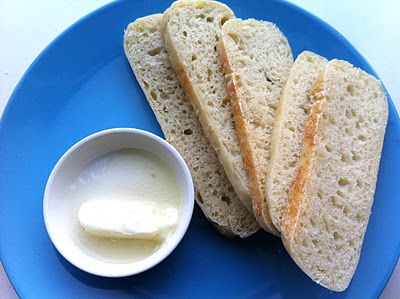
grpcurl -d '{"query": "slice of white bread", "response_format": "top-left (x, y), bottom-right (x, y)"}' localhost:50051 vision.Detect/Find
top-left (219, 18), bottom-right (293, 233)
top-left (281, 60), bottom-right (388, 291)
top-left (160, 1), bottom-right (257, 220)
top-left (266, 51), bottom-right (327, 232)
top-left (124, 14), bottom-right (259, 238)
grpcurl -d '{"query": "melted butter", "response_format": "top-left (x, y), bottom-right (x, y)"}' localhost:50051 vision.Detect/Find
top-left (67, 149), bottom-right (181, 263)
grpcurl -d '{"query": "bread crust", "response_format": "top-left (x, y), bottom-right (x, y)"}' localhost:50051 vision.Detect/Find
top-left (281, 72), bottom-right (325, 239)
top-left (219, 35), bottom-right (279, 235)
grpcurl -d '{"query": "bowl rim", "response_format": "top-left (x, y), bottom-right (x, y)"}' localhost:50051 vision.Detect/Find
top-left (43, 127), bottom-right (195, 277)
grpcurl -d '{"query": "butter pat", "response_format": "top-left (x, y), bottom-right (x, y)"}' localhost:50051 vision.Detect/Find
top-left (78, 199), bottom-right (178, 240)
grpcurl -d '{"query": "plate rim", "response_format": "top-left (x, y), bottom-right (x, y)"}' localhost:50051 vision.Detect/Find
top-left (1, 0), bottom-right (399, 297)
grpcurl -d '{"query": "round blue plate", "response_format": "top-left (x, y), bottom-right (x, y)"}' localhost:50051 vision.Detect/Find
top-left (1, 0), bottom-right (400, 298)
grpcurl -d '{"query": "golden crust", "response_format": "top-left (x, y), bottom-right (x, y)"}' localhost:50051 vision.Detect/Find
top-left (281, 72), bottom-right (325, 245)
top-left (219, 34), bottom-right (279, 235)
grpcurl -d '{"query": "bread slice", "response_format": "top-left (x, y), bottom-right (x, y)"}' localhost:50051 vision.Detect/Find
top-left (124, 14), bottom-right (259, 238)
top-left (160, 1), bottom-right (257, 220)
top-left (281, 60), bottom-right (388, 291)
top-left (266, 51), bottom-right (327, 232)
top-left (219, 18), bottom-right (293, 233)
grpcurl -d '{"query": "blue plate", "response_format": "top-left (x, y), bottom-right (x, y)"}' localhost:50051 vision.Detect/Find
top-left (1, 0), bottom-right (399, 298)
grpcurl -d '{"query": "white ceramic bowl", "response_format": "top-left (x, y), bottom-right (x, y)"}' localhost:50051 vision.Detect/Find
top-left (43, 128), bottom-right (194, 277)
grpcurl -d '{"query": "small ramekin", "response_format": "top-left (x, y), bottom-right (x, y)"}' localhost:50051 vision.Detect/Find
top-left (43, 128), bottom-right (194, 277)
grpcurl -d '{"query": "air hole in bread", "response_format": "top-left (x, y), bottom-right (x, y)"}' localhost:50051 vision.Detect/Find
top-left (343, 206), bottom-right (350, 216)
top-left (221, 97), bottom-right (230, 108)
top-left (358, 134), bottom-right (367, 141)
top-left (335, 244), bottom-right (343, 251)
top-left (331, 196), bottom-right (342, 209)
top-left (338, 178), bottom-right (350, 186)
top-left (312, 239), bottom-right (318, 246)
top-left (268, 103), bottom-right (276, 110)
top-left (232, 58), bottom-right (244, 67)
top-left (356, 179), bottom-right (363, 188)
top-left (351, 109), bottom-right (357, 117)
top-left (317, 191), bottom-right (323, 199)
top-left (264, 73), bottom-right (273, 83)
top-left (325, 145), bottom-right (333, 153)
top-left (300, 103), bottom-right (311, 114)
top-left (207, 100), bottom-right (215, 107)
top-left (351, 151), bottom-right (360, 161)
top-left (142, 80), bottom-right (149, 89)
top-left (250, 119), bottom-right (262, 128)
top-left (147, 47), bottom-right (163, 56)
top-left (288, 126), bottom-right (295, 132)
top-left (345, 109), bottom-right (352, 119)
top-left (310, 218), bottom-right (316, 227)
top-left (160, 92), bottom-right (167, 99)
top-left (196, 191), bottom-right (204, 204)
top-left (183, 31), bottom-right (187, 37)
top-left (333, 231), bottom-right (342, 241)
top-left (228, 32), bottom-right (239, 44)
top-left (150, 90), bottom-right (157, 100)
top-left (207, 68), bottom-right (212, 78)
top-left (197, 13), bottom-right (205, 19)
top-left (336, 190), bottom-right (344, 198)
top-left (345, 127), bottom-right (351, 135)
top-left (192, 54), bottom-right (197, 61)
top-left (220, 16), bottom-right (229, 25)
top-left (184, 128), bottom-right (193, 135)
top-left (221, 195), bottom-right (231, 204)
top-left (347, 84), bottom-right (355, 96)
top-left (341, 153), bottom-right (350, 163)
top-left (207, 17), bottom-right (214, 22)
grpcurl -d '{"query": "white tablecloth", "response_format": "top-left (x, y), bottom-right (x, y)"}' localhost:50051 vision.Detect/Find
top-left (1, 0), bottom-right (399, 298)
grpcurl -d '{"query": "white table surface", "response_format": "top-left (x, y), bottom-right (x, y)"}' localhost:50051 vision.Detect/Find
top-left (1, 0), bottom-right (399, 298)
